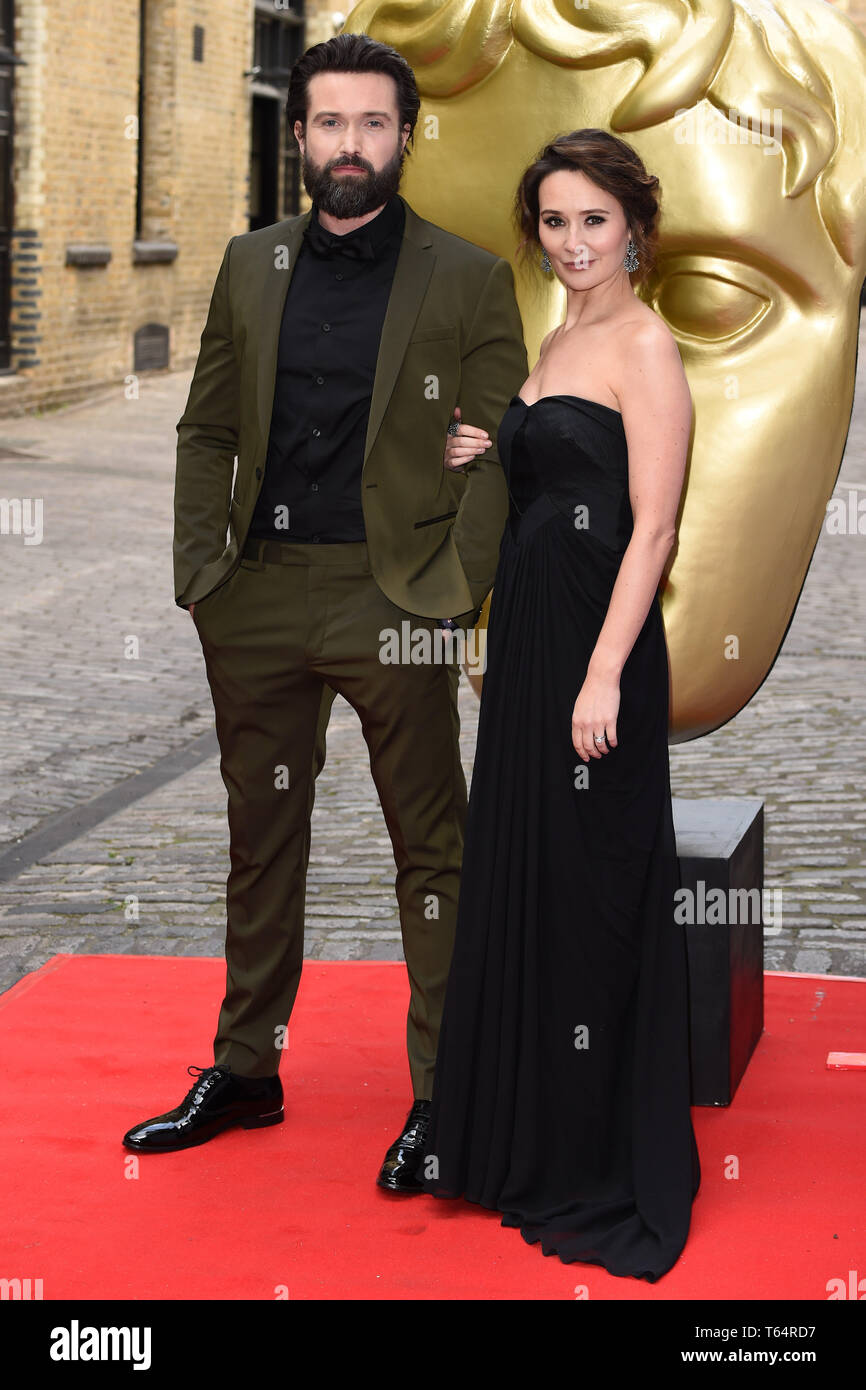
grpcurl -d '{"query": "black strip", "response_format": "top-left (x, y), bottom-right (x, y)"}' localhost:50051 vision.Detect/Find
top-left (0, 728), bottom-right (219, 883)
top-left (413, 510), bottom-right (458, 529)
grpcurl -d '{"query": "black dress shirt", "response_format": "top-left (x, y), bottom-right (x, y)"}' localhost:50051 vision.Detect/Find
top-left (248, 193), bottom-right (406, 543)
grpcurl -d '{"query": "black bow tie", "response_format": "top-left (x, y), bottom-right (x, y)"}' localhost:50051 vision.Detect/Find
top-left (304, 217), bottom-right (376, 262)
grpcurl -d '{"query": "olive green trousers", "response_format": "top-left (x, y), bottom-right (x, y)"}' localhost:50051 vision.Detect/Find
top-left (191, 537), bottom-right (467, 1099)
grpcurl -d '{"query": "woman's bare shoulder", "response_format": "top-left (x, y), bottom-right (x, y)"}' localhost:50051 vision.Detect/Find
top-left (613, 299), bottom-right (677, 352)
top-left (612, 306), bottom-right (692, 428)
top-left (611, 307), bottom-right (687, 398)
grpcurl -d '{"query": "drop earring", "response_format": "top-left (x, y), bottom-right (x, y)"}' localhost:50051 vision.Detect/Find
top-left (624, 239), bottom-right (639, 272)
top-left (540, 250), bottom-right (551, 273)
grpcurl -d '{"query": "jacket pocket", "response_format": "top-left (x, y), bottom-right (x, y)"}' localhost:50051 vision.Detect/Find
top-left (408, 325), bottom-right (457, 344)
top-left (413, 509), bottom-right (459, 529)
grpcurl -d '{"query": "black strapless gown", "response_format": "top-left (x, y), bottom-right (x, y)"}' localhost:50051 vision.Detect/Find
top-left (421, 394), bottom-right (700, 1282)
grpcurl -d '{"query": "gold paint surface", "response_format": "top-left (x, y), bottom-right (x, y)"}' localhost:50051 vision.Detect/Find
top-left (348, 0), bottom-right (866, 738)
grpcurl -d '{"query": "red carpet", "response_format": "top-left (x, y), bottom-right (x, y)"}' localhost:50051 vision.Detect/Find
top-left (0, 955), bottom-right (862, 1300)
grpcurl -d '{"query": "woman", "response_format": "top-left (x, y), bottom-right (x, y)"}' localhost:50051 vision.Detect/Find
top-left (421, 129), bottom-right (700, 1282)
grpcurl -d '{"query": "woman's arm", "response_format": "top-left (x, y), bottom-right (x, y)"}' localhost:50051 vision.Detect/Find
top-left (573, 320), bottom-right (691, 760)
top-left (443, 325), bottom-right (559, 470)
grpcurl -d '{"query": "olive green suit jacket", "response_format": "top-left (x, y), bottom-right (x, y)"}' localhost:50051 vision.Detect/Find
top-left (174, 195), bottom-right (529, 620)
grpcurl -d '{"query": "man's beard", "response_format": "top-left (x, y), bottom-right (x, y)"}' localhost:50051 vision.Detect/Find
top-left (301, 144), bottom-right (404, 219)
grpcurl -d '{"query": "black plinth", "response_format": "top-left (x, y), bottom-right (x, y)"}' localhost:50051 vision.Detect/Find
top-left (672, 797), bottom-right (765, 1107)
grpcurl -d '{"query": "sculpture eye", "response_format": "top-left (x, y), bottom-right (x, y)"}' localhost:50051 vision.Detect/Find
top-left (648, 260), bottom-right (772, 344)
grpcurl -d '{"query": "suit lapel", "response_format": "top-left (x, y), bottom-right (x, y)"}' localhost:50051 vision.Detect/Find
top-left (363, 198), bottom-right (434, 463)
top-left (254, 196), bottom-right (435, 464)
top-left (255, 211), bottom-right (311, 444)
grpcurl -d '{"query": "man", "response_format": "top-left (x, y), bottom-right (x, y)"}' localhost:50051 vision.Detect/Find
top-left (122, 32), bottom-right (528, 1191)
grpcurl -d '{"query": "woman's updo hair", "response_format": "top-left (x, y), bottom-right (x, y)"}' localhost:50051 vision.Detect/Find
top-left (514, 129), bottom-right (660, 285)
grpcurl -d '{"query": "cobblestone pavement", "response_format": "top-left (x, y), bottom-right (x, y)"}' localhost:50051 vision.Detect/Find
top-left (0, 324), bottom-right (864, 994)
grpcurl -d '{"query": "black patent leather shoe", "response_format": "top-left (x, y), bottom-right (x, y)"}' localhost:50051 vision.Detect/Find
top-left (376, 1099), bottom-right (431, 1193)
top-left (122, 1063), bottom-right (283, 1153)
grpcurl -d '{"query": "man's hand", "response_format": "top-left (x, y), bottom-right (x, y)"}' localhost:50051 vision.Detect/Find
top-left (188, 603), bottom-right (195, 618)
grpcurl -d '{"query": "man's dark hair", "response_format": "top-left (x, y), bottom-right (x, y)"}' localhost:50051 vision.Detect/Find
top-left (287, 33), bottom-right (421, 150)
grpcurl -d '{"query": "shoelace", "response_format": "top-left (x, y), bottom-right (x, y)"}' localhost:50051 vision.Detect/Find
top-left (400, 1102), bottom-right (431, 1143)
top-left (180, 1063), bottom-right (230, 1112)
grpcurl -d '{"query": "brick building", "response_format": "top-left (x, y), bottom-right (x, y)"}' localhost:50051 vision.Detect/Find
top-left (0, 0), bottom-right (340, 416)
top-left (0, 0), bottom-right (863, 416)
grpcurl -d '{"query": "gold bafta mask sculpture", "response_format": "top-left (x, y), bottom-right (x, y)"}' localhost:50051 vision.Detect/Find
top-left (348, 0), bottom-right (866, 740)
